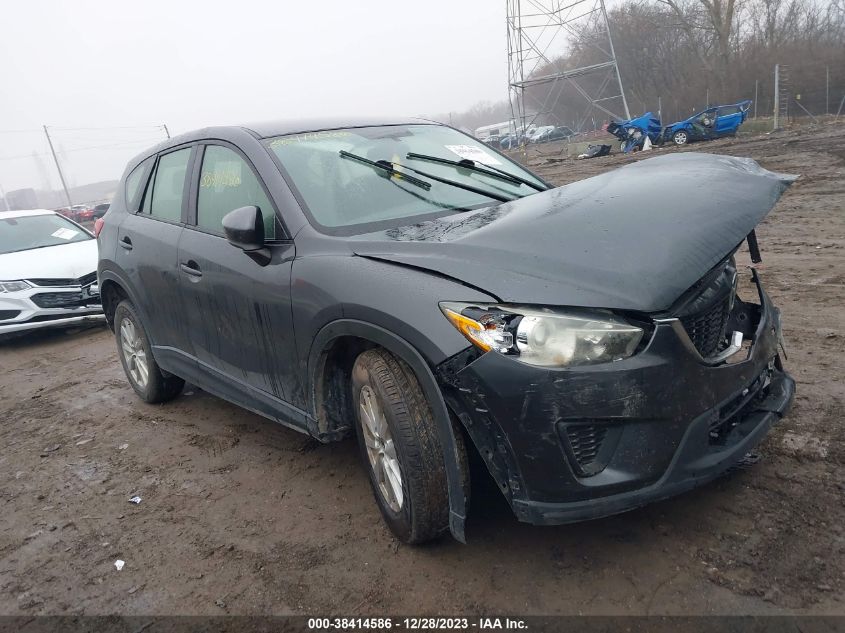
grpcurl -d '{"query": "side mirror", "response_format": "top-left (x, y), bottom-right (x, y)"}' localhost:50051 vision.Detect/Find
top-left (222, 205), bottom-right (264, 251)
top-left (222, 205), bottom-right (271, 266)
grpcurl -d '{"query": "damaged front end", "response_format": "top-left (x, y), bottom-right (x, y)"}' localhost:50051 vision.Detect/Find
top-left (436, 256), bottom-right (794, 525)
top-left (352, 152), bottom-right (796, 526)
top-left (607, 112), bottom-right (662, 152)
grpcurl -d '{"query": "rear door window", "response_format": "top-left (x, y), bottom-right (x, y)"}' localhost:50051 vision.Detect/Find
top-left (148, 148), bottom-right (191, 222)
top-left (196, 145), bottom-right (276, 238)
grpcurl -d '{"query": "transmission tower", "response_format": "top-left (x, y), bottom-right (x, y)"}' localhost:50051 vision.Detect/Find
top-left (506, 0), bottom-right (631, 135)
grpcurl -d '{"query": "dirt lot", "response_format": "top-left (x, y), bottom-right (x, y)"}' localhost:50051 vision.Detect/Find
top-left (1, 123), bottom-right (843, 616)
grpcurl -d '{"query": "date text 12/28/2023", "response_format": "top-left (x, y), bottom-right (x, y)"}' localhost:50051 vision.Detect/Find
top-left (307, 617), bottom-right (528, 630)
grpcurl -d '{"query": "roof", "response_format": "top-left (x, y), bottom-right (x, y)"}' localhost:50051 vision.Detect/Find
top-left (239, 116), bottom-right (433, 138)
top-left (0, 209), bottom-right (55, 219)
top-left (124, 116), bottom-right (442, 174)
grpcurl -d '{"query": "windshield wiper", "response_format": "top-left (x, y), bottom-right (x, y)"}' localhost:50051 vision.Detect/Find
top-left (341, 149), bottom-right (514, 203)
top-left (386, 161), bottom-right (516, 203)
top-left (406, 152), bottom-right (548, 192)
top-left (339, 150), bottom-right (431, 191)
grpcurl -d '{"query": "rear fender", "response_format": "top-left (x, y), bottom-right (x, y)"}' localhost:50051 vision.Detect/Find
top-left (98, 267), bottom-right (148, 332)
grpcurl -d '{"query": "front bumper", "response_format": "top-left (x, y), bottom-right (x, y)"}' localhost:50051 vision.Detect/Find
top-left (0, 283), bottom-right (103, 334)
top-left (436, 270), bottom-right (794, 525)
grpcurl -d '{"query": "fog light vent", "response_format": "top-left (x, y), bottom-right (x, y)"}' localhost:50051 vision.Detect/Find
top-left (0, 310), bottom-right (21, 321)
top-left (557, 421), bottom-right (622, 477)
top-left (566, 424), bottom-right (608, 467)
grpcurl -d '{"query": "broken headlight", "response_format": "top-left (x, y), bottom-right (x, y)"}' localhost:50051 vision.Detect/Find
top-left (440, 302), bottom-right (643, 368)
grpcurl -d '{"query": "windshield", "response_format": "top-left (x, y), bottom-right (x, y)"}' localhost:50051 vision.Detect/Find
top-left (0, 213), bottom-right (92, 255)
top-left (265, 124), bottom-right (546, 234)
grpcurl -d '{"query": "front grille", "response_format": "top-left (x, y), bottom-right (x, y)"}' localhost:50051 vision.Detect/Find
top-left (28, 272), bottom-right (97, 287)
top-left (0, 310), bottom-right (21, 321)
top-left (565, 424), bottom-right (608, 470)
top-left (680, 295), bottom-right (731, 358)
top-left (31, 292), bottom-right (85, 309)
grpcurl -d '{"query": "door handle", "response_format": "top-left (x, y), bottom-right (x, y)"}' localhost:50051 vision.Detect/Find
top-left (119, 236), bottom-right (133, 251)
top-left (180, 261), bottom-right (202, 278)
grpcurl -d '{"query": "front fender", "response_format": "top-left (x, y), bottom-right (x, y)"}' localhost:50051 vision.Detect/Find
top-left (308, 319), bottom-right (470, 543)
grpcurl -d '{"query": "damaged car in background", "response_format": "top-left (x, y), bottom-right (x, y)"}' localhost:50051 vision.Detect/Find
top-left (664, 100), bottom-right (753, 146)
top-left (98, 119), bottom-right (795, 543)
top-left (607, 111), bottom-right (662, 152)
top-left (1, 209), bottom-right (103, 338)
top-left (608, 100), bottom-right (752, 151)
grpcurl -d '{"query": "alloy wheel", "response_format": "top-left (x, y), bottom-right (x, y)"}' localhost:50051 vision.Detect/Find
top-left (359, 384), bottom-right (404, 512)
top-left (120, 317), bottom-right (149, 389)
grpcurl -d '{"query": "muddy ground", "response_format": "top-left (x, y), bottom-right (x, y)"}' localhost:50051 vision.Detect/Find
top-left (1, 123), bottom-right (843, 616)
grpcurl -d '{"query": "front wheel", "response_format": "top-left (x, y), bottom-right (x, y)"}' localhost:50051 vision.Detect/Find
top-left (114, 300), bottom-right (184, 404)
top-left (672, 130), bottom-right (689, 146)
top-left (351, 348), bottom-right (466, 544)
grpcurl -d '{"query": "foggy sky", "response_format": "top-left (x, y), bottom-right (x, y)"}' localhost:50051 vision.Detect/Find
top-left (0, 1), bottom-right (508, 195)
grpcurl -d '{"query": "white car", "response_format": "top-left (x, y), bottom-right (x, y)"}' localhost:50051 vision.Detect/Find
top-left (0, 209), bottom-right (104, 335)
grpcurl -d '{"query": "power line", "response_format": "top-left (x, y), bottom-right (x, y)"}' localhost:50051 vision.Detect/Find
top-left (48, 125), bottom-right (169, 132)
top-left (0, 125), bottom-right (166, 135)
top-left (0, 137), bottom-right (165, 161)
top-left (0, 151), bottom-right (52, 162)
top-left (62, 138), bottom-right (166, 153)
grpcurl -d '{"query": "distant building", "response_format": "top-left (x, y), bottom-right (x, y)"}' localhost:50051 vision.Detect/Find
top-left (6, 188), bottom-right (39, 210)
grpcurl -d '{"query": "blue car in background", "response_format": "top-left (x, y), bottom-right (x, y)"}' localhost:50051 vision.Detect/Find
top-left (664, 100), bottom-right (752, 146)
top-left (607, 112), bottom-right (662, 153)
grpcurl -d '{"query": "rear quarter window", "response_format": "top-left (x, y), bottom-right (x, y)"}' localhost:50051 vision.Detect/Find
top-left (125, 157), bottom-right (154, 212)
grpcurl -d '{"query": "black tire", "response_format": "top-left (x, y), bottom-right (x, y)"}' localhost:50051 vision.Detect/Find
top-left (672, 130), bottom-right (689, 146)
top-left (351, 348), bottom-right (468, 544)
top-left (114, 299), bottom-right (184, 404)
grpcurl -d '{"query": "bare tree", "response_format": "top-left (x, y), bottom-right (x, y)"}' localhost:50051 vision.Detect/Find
top-left (448, 0), bottom-right (844, 131)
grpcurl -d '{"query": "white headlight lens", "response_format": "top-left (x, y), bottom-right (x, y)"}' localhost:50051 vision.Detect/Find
top-left (441, 302), bottom-right (644, 368)
top-left (0, 280), bottom-right (32, 293)
top-left (515, 309), bottom-right (643, 367)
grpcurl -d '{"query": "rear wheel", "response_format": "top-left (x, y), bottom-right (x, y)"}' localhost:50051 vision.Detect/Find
top-left (114, 300), bottom-right (184, 404)
top-left (351, 348), bottom-right (466, 544)
top-left (672, 130), bottom-right (689, 146)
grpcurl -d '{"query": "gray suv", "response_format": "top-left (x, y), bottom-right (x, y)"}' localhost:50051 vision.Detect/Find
top-left (98, 118), bottom-right (795, 543)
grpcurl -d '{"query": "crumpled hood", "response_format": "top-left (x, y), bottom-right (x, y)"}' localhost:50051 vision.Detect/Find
top-left (0, 239), bottom-right (98, 281)
top-left (350, 153), bottom-right (797, 312)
